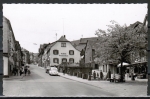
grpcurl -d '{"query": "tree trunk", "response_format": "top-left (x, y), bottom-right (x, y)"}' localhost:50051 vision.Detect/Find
top-left (120, 61), bottom-right (124, 82)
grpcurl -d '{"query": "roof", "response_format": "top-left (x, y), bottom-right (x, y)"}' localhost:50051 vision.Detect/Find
top-left (129, 21), bottom-right (143, 29)
top-left (46, 41), bottom-right (57, 54)
top-left (71, 37), bottom-right (99, 45)
top-left (75, 43), bottom-right (86, 51)
top-left (71, 40), bottom-right (80, 46)
top-left (57, 35), bottom-right (69, 42)
top-left (80, 37), bottom-right (99, 44)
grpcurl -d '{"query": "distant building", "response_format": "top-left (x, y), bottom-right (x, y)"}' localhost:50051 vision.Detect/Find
top-left (15, 41), bottom-right (23, 67)
top-left (33, 53), bottom-right (38, 64)
top-left (38, 44), bottom-right (48, 67)
top-left (21, 48), bottom-right (30, 65)
top-left (29, 52), bottom-right (34, 64)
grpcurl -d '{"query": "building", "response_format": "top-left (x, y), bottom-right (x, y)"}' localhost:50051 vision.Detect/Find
top-left (29, 52), bottom-right (34, 64)
top-left (21, 48), bottom-right (30, 65)
top-left (38, 44), bottom-right (48, 67)
top-left (3, 16), bottom-right (22, 77)
top-left (74, 37), bottom-right (99, 68)
top-left (15, 41), bottom-right (23, 67)
top-left (33, 53), bottom-right (38, 65)
top-left (126, 14), bottom-right (148, 78)
top-left (44, 35), bottom-right (80, 68)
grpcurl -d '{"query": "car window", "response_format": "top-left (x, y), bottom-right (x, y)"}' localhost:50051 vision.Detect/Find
top-left (51, 67), bottom-right (57, 70)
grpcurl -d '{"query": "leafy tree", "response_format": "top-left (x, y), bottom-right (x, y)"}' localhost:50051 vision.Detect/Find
top-left (95, 20), bottom-right (147, 82)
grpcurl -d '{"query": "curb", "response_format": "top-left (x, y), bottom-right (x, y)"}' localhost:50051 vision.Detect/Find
top-left (59, 74), bottom-right (104, 89)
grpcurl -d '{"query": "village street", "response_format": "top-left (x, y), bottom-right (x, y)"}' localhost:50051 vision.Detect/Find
top-left (3, 64), bottom-right (116, 97)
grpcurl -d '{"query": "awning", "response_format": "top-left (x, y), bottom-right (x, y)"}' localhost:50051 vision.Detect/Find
top-left (117, 62), bottom-right (130, 67)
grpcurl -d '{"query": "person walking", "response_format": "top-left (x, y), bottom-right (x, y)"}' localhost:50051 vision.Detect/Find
top-left (108, 69), bottom-right (111, 81)
top-left (100, 70), bottom-right (103, 80)
top-left (63, 68), bottom-right (65, 75)
top-left (16, 67), bottom-right (18, 76)
top-left (19, 68), bottom-right (21, 76)
top-left (24, 66), bottom-right (28, 76)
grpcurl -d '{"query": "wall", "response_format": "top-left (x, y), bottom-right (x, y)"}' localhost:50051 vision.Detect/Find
top-left (3, 56), bottom-right (8, 76)
top-left (85, 42), bottom-right (92, 64)
top-left (50, 42), bottom-right (80, 66)
top-left (3, 17), bottom-right (9, 53)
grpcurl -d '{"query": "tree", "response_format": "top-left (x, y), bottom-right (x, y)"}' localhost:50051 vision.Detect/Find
top-left (95, 20), bottom-right (143, 82)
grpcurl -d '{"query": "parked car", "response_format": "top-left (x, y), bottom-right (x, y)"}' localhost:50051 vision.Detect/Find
top-left (48, 67), bottom-right (59, 76)
top-left (45, 66), bottom-right (51, 73)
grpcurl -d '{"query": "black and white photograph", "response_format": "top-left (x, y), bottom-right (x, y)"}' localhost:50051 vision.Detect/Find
top-left (2, 4), bottom-right (148, 97)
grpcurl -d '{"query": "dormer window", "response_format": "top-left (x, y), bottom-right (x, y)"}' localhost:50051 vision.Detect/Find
top-left (61, 43), bottom-right (66, 47)
top-left (53, 50), bottom-right (59, 55)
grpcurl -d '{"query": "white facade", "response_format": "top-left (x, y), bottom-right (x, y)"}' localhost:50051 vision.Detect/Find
top-left (49, 42), bottom-right (80, 66)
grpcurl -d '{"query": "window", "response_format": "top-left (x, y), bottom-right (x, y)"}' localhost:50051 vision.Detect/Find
top-left (62, 58), bottom-right (67, 63)
top-left (69, 58), bottom-right (74, 63)
top-left (69, 50), bottom-right (74, 55)
top-left (53, 50), bottom-right (59, 55)
top-left (53, 58), bottom-right (59, 63)
top-left (61, 43), bottom-right (66, 47)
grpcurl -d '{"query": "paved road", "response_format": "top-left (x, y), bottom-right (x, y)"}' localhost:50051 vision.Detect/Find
top-left (3, 64), bottom-right (117, 97)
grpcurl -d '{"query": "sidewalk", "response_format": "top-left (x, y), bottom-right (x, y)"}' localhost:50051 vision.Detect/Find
top-left (3, 75), bottom-right (24, 80)
top-left (58, 72), bottom-right (148, 97)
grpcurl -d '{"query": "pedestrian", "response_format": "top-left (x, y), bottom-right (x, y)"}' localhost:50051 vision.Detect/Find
top-left (24, 66), bottom-right (28, 76)
top-left (20, 68), bottom-right (22, 76)
top-left (97, 72), bottom-right (99, 80)
top-left (12, 67), bottom-right (16, 76)
top-left (16, 67), bottom-right (18, 76)
top-left (63, 68), bottom-right (65, 75)
top-left (93, 71), bottom-right (96, 80)
top-left (100, 70), bottom-right (103, 80)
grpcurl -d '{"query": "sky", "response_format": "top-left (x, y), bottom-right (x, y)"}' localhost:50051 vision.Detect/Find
top-left (3, 4), bottom-right (147, 53)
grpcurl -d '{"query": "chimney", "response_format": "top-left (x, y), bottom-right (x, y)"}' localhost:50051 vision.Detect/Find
top-left (64, 35), bottom-right (66, 38)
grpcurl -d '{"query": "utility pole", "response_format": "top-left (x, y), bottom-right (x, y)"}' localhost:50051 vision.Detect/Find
top-left (52, 30), bottom-right (59, 41)
top-left (56, 33), bottom-right (57, 41)
top-left (62, 18), bottom-right (65, 35)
